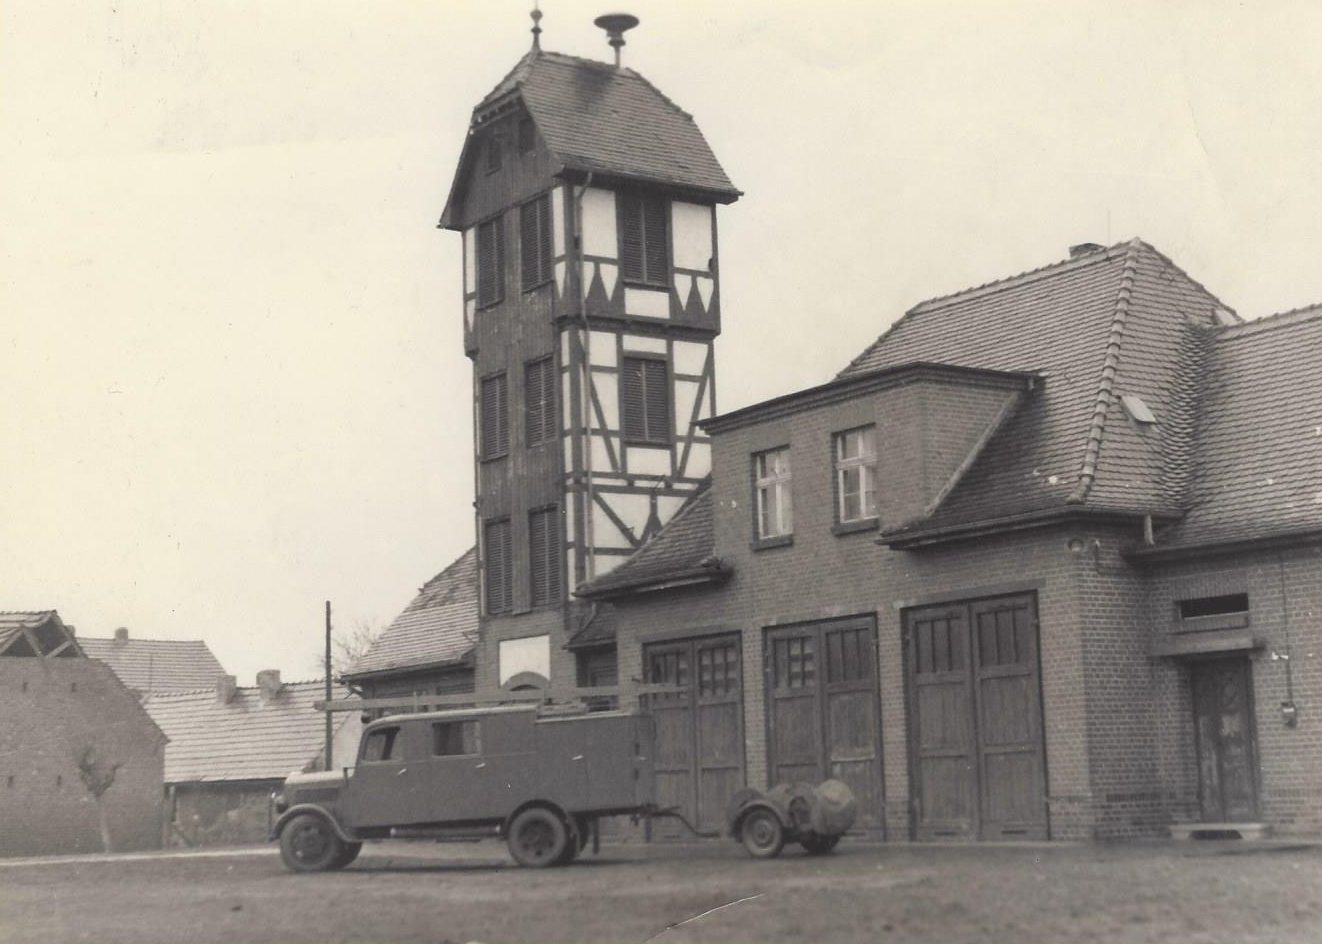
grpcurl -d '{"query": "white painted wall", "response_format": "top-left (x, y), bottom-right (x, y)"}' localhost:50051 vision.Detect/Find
top-left (671, 201), bottom-right (712, 271)
top-left (580, 188), bottom-right (617, 259)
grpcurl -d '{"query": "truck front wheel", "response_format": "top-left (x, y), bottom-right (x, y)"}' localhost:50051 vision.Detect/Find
top-left (507, 807), bottom-right (568, 867)
top-left (279, 813), bottom-right (346, 873)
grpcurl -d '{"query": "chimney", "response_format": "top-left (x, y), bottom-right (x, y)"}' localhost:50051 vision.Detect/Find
top-left (216, 674), bottom-right (237, 705)
top-left (1069, 242), bottom-right (1105, 259)
top-left (594, 13), bottom-right (639, 69)
top-left (256, 669), bottom-right (283, 703)
top-left (113, 627), bottom-right (129, 645)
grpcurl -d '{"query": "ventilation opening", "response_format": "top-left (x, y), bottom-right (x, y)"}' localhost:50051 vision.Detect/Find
top-left (1179, 594), bottom-right (1249, 619)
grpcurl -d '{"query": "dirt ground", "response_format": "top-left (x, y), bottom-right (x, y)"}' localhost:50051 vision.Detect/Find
top-left (1, 838), bottom-right (1319, 944)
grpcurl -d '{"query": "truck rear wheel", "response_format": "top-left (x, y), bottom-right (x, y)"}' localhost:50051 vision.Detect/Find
top-left (279, 813), bottom-right (346, 873)
top-left (507, 807), bottom-right (568, 867)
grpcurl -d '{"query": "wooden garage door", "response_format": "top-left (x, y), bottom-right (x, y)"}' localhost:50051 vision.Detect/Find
top-left (765, 618), bottom-right (882, 828)
top-left (643, 635), bottom-right (744, 836)
top-left (905, 594), bottom-right (1046, 840)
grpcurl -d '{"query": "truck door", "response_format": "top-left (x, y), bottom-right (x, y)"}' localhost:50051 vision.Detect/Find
top-left (343, 722), bottom-right (426, 828)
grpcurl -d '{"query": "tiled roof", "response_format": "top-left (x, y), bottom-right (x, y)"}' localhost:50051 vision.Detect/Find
top-left (844, 240), bottom-right (1228, 536)
top-left (1153, 304), bottom-right (1322, 549)
top-left (443, 49), bottom-right (738, 226)
top-left (0, 610), bottom-right (82, 657)
top-left (144, 679), bottom-right (350, 783)
top-left (343, 548), bottom-right (478, 679)
top-left (575, 484), bottom-right (727, 600)
top-left (79, 634), bottom-right (226, 693)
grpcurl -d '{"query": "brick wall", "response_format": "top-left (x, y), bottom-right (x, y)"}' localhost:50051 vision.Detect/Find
top-left (0, 659), bottom-right (165, 856)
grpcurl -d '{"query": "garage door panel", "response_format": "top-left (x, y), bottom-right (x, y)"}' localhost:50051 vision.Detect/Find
top-left (918, 756), bottom-right (975, 836)
top-left (977, 675), bottom-right (1037, 746)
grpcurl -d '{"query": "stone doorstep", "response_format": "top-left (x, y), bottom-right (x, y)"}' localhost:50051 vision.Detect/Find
top-left (1168, 822), bottom-right (1273, 841)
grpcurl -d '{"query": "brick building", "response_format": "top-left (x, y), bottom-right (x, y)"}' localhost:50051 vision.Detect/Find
top-left (0, 614), bottom-right (166, 856)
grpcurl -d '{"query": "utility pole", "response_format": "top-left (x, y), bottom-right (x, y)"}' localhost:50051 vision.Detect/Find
top-left (324, 600), bottom-right (333, 769)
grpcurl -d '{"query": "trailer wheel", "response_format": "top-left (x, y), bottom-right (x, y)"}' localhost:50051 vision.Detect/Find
top-left (739, 808), bottom-right (785, 859)
top-left (507, 807), bottom-right (569, 867)
top-left (279, 813), bottom-right (346, 873)
top-left (800, 834), bottom-right (840, 856)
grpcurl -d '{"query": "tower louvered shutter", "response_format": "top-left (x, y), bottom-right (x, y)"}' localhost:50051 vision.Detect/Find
top-left (476, 217), bottom-right (503, 308)
top-left (520, 195), bottom-right (553, 291)
top-left (480, 372), bottom-right (508, 459)
top-left (483, 518), bottom-right (513, 615)
top-left (620, 194), bottom-right (668, 287)
top-left (529, 506), bottom-right (561, 607)
top-left (524, 357), bottom-right (555, 447)
top-left (622, 356), bottom-right (670, 444)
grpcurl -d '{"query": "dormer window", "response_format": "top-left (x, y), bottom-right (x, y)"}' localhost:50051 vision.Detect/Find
top-left (517, 117), bottom-right (536, 154)
top-left (620, 193), bottom-right (669, 287)
top-left (484, 134), bottom-right (502, 174)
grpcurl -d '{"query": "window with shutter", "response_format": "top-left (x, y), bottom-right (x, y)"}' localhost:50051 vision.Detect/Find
top-left (480, 372), bottom-right (509, 459)
top-left (619, 193), bottom-right (669, 287)
top-left (476, 216), bottom-right (504, 308)
top-left (528, 506), bottom-right (561, 607)
top-left (524, 357), bottom-right (555, 447)
top-left (483, 518), bottom-right (513, 615)
top-left (520, 195), bottom-right (553, 291)
top-left (621, 356), bottom-right (671, 444)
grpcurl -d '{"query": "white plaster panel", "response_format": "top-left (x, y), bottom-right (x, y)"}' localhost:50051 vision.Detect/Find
top-left (465, 298), bottom-right (476, 332)
top-left (498, 635), bottom-right (550, 686)
top-left (622, 334), bottom-right (667, 355)
top-left (591, 506), bottom-right (634, 549)
top-left (672, 340), bottom-right (709, 377)
top-left (627, 447), bottom-right (673, 477)
top-left (581, 188), bottom-right (617, 259)
top-left (656, 494), bottom-right (687, 526)
top-left (599, 262), bottom-right (619, 298)
top-left (674, 378), bottom-right (699, 436)
top-left (555, 260), bottom-right (566, 298)
top-left (463, 227), bottom-right (476, 293)
top-left (684, 441), bottom-right (711, 479)
top-left (592, 373), bottom-right (619, 430)
top-left (671, 201), bottom-right (713, 271)
top-left (591, 554), bottom-right (624, 579)
top-left (559, 327), bottom-right (576, 365)
top-left (589, 331), bottom-right (618, 368)
top-left (590, 433), bottom-right (617, 473)
top-left (607, 492), bottom-right (652, 539)
top-left (696, 275), bottom-right (714, 310)
top-left (625, 287), bottom-right (671, 320)
top-left (675, 274), bottom-right (697, 309)
top-left (551, 186), bottom-right (565, 256)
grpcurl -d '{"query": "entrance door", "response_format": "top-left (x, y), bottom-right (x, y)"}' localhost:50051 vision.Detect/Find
top-left (765, 618), bottom-right (882, 828)
top-left (643, 635), bottom-right (743, 835)
top-left (905, 594), bottom-right (1047, 840)
top-left (1191, 656), bottom-right (1259, 822)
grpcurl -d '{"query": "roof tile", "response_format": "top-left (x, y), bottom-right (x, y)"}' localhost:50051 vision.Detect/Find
top-left (79, 634), bottom-right (226, 693)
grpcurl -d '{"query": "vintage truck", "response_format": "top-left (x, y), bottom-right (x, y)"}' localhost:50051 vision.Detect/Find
top-left (270, 704), bottom-right (656, 871)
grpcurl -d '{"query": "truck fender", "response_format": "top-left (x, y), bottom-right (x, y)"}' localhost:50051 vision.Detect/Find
top-left (270, 804), bottom-right (355, 844)
top-left (730, 800), bottom-right (785, 838)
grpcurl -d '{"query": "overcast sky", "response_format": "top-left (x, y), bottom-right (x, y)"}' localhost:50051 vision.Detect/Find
top-left (4, 0), bottom-right (1321, 683)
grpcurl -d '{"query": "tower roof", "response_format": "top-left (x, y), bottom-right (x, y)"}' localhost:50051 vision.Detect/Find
top-left (440, 49), bottom-right (739, 229)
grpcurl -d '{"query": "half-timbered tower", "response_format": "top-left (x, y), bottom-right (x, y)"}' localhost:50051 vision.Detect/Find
top-left (438, 18), bottom-right (740, 691)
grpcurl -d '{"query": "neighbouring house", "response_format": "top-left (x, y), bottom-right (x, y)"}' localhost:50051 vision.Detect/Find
top-left (340, 549), bottom-right (478, 708)
top-left (0, 612), bottom-right (166, 856)
top-left (80, 627), bottom-right (226, 696)
top-left (144, 671), bottom-right (361, 846)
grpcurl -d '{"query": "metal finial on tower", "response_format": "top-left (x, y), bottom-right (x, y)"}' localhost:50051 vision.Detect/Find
top-left (593, 12), bottom-right (639, 69)
top-left (530, 4), bottom-right (543, 50)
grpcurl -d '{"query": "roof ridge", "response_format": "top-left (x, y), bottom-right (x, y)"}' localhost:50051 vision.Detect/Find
top-left (1218, 302), bottom-right (1322, 339)
top-left (1069, 240), bottom-right (1144, 503)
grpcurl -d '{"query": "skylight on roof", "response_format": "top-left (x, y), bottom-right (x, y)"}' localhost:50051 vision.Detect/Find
top-left (1120, 394), bottom-right (1157, 425)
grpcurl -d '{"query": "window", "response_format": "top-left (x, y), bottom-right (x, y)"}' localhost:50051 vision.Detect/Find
top-left (524, 357), bottom-right (555, 447)
top-left (476, 216), bottom-right (503, 308)
top-left (755, 447), bottom-right (793, 539)
top-left (621, 356), bottom-right (670, 444)
top-left (1176, 593), bottom-right (1250, 632)
top-left (520, 194), bottom-right (553, 291)
top-left (619, 193), bottom-right (669, 286)
top-left (529, 505), bottom-right (561, 607)
top-left (834, 426), bottom-right (878, 523)
top-left (484, 518), bottom-right (513, 615)
top-left (479, 372), bottom-right (509, 459)
top-left (431, 720), bottom-right (479, 756)
top-left (361, 727), bottom-right (402, 763)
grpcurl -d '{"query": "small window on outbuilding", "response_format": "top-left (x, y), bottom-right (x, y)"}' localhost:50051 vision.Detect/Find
top-left (1175, 593), bottom-right (1250, 632)
top-left (432, 720), bottom-right (479, 757)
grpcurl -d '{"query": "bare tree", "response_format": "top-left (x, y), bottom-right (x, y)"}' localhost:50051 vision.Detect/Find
top-left (311, 618), bottom-right (382, 679)
top-left (74, 745), bottom-right (122, 853)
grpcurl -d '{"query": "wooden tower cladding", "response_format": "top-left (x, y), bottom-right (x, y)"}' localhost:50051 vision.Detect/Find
top-left (439, 38), bottom-right (740, 690)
